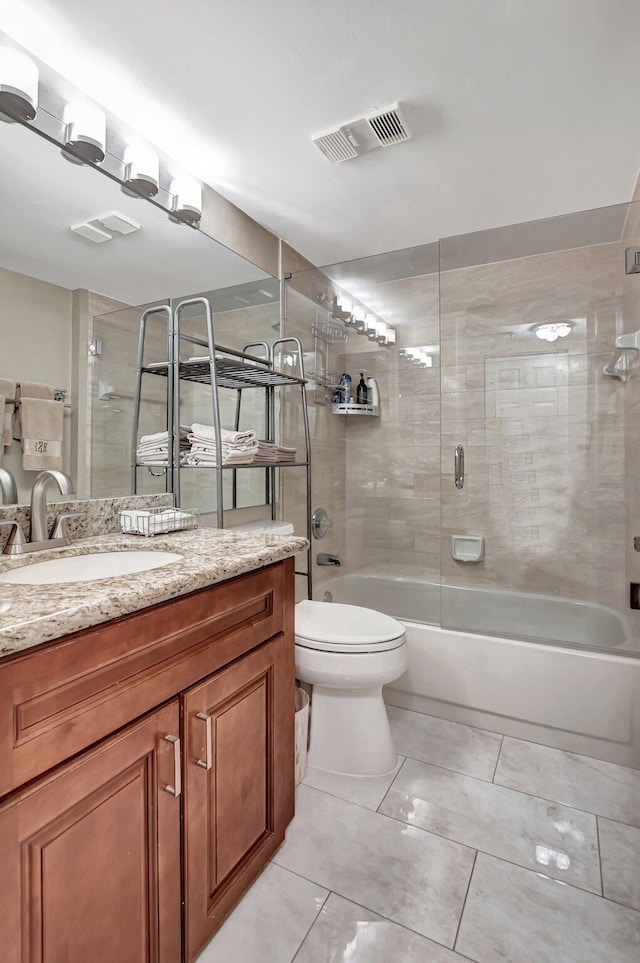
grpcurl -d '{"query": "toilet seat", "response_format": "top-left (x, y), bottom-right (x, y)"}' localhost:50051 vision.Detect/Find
top-left (295, 600), bottom-right (406, 654)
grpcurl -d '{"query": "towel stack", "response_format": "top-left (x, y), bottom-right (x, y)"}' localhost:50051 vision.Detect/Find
top-left (276, 445), bottom-right (297, 463)
top-left (253, 441), bottom-right (297, 464)
top-left (137, 426), bottom-right (190, 465)
top-left (185, 424), bottom-right (258, 466)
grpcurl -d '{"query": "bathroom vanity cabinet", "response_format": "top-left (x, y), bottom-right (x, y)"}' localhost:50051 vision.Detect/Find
top-left (0, 558), bottom-right (295, 963)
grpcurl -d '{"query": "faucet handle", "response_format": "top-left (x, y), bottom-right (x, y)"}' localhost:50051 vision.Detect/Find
top-left (1, 520), bottom-right (28, 555)
top-left (51, 511), bottom-right (85, 542)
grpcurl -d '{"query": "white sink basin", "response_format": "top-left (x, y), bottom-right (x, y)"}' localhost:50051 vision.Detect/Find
top-left (0, 551), bottom-right (183, 585)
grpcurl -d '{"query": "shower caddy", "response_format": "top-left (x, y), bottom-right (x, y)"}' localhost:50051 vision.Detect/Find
top-left (130, 296), bottom-right (313, 598)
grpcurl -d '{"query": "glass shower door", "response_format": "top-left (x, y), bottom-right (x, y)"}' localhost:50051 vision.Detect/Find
top-left (439, 204), bottom-right (636, 653)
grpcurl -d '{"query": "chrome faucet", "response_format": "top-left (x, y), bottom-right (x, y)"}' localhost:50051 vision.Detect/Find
top-left (29, 470), bottom-right (74, 543)
top-left (0, 468), bottom-right (17, 505)
top-left (2, 470), bottom-right (80, 556)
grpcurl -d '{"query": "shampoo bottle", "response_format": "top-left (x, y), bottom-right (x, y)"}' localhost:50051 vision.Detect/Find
top-left (366, 376), bottom-right (379, 407)
top-left (356, 373), bottom-right (368, 405)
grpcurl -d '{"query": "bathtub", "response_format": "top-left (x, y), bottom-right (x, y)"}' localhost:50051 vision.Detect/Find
top-left (316, 573), bottom-right (640, 768)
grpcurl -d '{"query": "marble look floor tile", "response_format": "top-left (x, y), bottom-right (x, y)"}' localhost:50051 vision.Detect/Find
top-left (456, 853), bottom-right (640, 963)
top-left (386, 706), bottom-right (502, 781)
top-left (380, 757), bottom-right (601, 893)
top-left (494, 737), bottom-right (640, 827)
top-left (294, 893), bottom-right (464, 963)
top-left (599, 818), bottom-right (640, 911)
top-left (195, 862), bottom-right (328, 963)
top-left (275, 785), bottom-right (475, 948)
top-left (302, 756), bottom-right (405, 811)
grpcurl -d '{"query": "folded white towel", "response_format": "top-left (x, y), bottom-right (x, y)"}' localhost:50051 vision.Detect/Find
top-left (138, 426), bottom-right (189, 446)
top-left (190, 424), bottom-right (257, 446)
top-left (185, 448), bottom-right (256, 466)
top-left (0, 379), bottom-right (15, 448)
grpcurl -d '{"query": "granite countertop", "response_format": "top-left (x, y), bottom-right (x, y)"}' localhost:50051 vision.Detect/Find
top-left (0, 529), bottom-right (308, 657)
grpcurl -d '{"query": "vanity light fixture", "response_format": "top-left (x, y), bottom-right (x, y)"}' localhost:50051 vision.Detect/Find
top-left (352, 306), bottom-right (366, 330)
top-left (63, 101), bottom-right (107, 164)
top-left (365, 315), bottom-right (379, 338)
top-left (123, 145), bottom-right (160, 198)
top-left (0, 47), bottom-right (38, 122)
top-left (534, 322), bottom-right (572, 343)
top-left (386, 327), bottom-right (396, 345)
top-left (170, 178), bottom-right (202, 226)
top-left (375, 320), bottom-right (388, 343)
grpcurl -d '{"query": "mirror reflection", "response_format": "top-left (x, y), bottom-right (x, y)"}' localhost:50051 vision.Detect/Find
top-left (0, 118), bottom-right (278, 508)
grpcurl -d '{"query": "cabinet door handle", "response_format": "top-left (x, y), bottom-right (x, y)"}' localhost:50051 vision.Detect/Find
top-left (195, 712), bottom-right (213, 770)
top-left (163, 734), bottom-right (182, 797)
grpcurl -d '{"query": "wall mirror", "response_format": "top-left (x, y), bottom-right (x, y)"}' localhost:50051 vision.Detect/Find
top-left (0, 116), bottom-right (279, 510)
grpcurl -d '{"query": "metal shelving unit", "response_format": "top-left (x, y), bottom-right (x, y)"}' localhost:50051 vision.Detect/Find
top-left (131, 296), bottom-right (313, 598)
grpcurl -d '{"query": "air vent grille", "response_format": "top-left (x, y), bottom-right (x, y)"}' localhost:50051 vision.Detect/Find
top-left (366, 104), bottom-right (411, 146)
top-left (312, 129), bottom-right (359, 165)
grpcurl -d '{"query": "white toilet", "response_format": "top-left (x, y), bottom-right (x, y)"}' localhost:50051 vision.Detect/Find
top-left (295, 600), bottom-right (408, 777)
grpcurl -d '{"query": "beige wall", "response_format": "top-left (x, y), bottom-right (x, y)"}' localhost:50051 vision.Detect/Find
top-left (0, 266), bottom-right (73, 503)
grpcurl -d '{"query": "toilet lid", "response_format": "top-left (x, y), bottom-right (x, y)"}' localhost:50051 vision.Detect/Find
top-left (295, 600), bottom-right (405, 651)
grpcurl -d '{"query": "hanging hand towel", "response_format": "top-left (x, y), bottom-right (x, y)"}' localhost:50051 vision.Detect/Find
top-left (0, 378), bottom-right (16, 448)
top-left (20, 398), bottom-right (64, 471)
top-left (13, 382), bottom-right (55, 441)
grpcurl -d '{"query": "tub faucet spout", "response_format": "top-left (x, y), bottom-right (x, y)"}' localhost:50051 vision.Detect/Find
top-left (317, 553), bottom-right (344, 566)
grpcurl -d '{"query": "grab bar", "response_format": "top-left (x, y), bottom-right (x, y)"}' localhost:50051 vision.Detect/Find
top-left (455, 445), bottom-right (464, 489)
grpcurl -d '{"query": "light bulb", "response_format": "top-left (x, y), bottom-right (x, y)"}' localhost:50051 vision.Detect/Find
top-left (123, 144), bottom-right (160, 197)
top-left (352, 306), bottom-right (365, 330)
top-left (170, 178), bottom-right (202, 226)
top-left (63, 101), bottom-right (106, 164)
top-left (0, 47), bottom-right (38, 122)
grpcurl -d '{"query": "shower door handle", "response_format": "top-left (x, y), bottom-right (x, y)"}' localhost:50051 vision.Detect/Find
top-left (454, 445), bottom-right (464, 489)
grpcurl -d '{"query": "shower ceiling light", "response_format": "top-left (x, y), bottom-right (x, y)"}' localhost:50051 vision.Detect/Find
top-left (0, 47), bottom-right (38, 122)
top-left (534, 322), bottom-right (572, 343)
top-left (63, 101), bottom-right (106, 164)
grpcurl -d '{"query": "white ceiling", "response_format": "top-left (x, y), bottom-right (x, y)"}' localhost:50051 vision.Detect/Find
top-left (3, 0), bottom-right (640, 267)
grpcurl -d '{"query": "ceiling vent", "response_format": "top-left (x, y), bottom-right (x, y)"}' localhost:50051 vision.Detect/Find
top-left (366, 103), bottom-right (411, 147)
top-left (312, 102), bottom-right (412, 164)
top-left (312, 128), bottom-right (360, 165)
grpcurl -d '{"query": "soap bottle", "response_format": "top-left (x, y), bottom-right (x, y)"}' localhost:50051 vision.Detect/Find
top-left (356, 373), bottom-right (368, 405)
top-left (339, 373), bottom-right (352, 404)
top-left (366, 376), bottom-right (379, 407)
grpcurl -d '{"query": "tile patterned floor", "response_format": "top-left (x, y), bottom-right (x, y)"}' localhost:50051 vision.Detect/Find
top-left (197, 707), bottom-right (640, 963)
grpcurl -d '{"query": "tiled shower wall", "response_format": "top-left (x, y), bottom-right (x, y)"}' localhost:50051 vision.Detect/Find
top-left (439, 240), bottom-right (626, 613)
top-left (341, 238), bottom-right (628, 618)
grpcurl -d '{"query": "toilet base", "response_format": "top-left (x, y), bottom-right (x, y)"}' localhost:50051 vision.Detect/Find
top-left (307, 684), bottom-right (397, 777)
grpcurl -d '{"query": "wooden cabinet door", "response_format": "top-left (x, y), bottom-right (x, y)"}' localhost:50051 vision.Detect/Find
top-left (183, 633), bottom-right (295, 961)
top-left (0, 702), bottom-right (182, 963)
